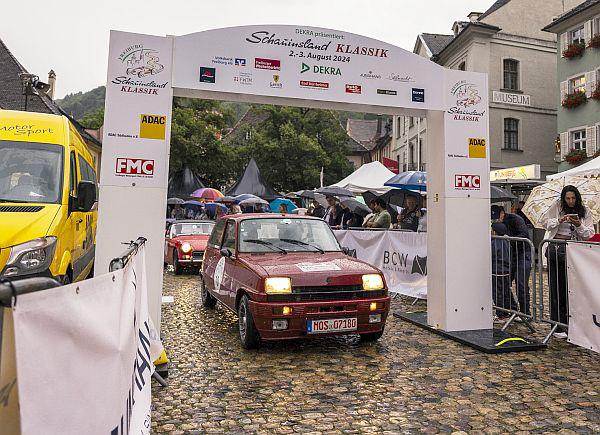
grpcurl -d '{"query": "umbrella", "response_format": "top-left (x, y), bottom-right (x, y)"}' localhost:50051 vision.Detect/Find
top-left (239, 197), bottom-right (269, 206)
top-left (270, 198), bottom-right (298, 212)
top-left (316, 186), bottom-right (355, 198)
top-left (384, 171), bottom-right (427, 191)
top-left (204, 202), bottom-right (228, 217)
top-left (216, 196), bottom-right (238, 204)
top-left (183, 200), bottom-right (205, 209)
top-left (363, 189), bottom-right (421, 208)
top-left (191, 187), bottom-right (224, 201)
top-left (341, 198), bottom-right (371, 217)
top-left (522, 177), bottom-right (600, 228)
top-left (491, 186), bottom-right (517, 203)
top-left (285, 192), bottom-right (300, 199)
top-left (167, 197), bottom-right (185, 205)
top-left (234, 193), bottom-right (260, 202)
top-left (297, 190), bottom-right (319, 199)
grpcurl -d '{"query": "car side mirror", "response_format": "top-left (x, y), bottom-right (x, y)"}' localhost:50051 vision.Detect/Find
top-left (76, 181), bottom-right (97, 212)
top-left (220, 248), bottom-right (232, 257)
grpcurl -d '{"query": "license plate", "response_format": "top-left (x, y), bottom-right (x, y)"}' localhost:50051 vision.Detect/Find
top-left (307, 318), bottom-right (357, 334)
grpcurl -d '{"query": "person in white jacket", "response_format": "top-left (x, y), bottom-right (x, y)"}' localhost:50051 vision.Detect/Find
top-left (542, 185), bottom-right (595, 337)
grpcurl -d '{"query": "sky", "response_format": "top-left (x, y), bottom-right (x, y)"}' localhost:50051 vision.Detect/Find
top-left (2, 0), bottom-right (493, 99)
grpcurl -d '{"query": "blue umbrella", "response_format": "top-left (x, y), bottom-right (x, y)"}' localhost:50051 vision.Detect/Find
top-left (270, 198), bottom-right (297, 213)
top-left (183, 200), bottom-right (204, 209)
top-left (384, 171), bottom-right (427, 192)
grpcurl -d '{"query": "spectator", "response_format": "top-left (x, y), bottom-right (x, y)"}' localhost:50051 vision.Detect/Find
top-left (491, 204), bottom-right (531, 316)
top-left (215, 206), bottom-right (225, 221)
top-left (491, 222), bottom-right (517, 319)
top-left (397, 194), bottom-right (420, 232)
top-left (323, 196), bottom-right (343, 227)
top-left (309, 200), bottom-right (326, 218)
top-left (255, 203), bottom-right (266, 213)
top-left (515, 200), bottom-right (532, 227)
top-left (171, 204), bottom-right (186, 220)
top-left (362, 199), bottom-right (377, 227)
top-left (417, 195), bottom-right (427, 232)
top-left (230, 204), bottom-right (242, 214)
top-left (543, 185), bottom-right (595, 338)
top-left (278, 203), bottom-right (289, 214)
top-left (366, 198), bottom-right (391, 229)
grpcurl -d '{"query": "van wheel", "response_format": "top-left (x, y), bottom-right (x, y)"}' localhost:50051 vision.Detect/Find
top-left (173, 250), bottom-right (182, 275)
top-left (200, 279), bottom-right (217, 308)
top-left (238, 295), bottom-right (259, 349)
top-left (360, 329), bottom-right (384, 342)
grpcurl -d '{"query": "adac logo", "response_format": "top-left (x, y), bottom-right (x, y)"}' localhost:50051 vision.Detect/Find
top-left (448, 80), bottom-right (486, 122)
top-left (468, 138), bottom-right (486, 159)
top-left (118, 45), bottom-right (164, 78)
top-left (140, 114), bottom-right (166, 140)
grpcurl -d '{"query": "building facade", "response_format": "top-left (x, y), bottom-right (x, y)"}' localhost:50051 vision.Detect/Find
top-left (543, 0), bottom-right (600, 172)
top-left (392, 0), bottom-right (585, 179)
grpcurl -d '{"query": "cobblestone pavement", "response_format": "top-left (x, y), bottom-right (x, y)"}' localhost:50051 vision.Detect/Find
top-left (152, 273), bottom-right (600, 434)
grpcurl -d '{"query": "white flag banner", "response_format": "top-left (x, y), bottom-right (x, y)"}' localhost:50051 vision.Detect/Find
top-left (567, 243), bottom-right (600, 353)
top-left (334, 230), bottom-right (427, 298)
top-left (12, 244), bottom-right (162, 434)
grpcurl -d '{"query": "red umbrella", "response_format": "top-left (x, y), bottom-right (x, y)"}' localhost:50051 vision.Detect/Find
top-left (190, 188), bottom-right (224, 201)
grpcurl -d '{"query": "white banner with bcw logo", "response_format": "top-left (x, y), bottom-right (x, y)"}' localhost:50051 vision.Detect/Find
top-left (567, 243), bottom-right (600, 354)
top-left (12, 245), bottom-right (162, 434)
top-left (334, 230), bottom-right (427, 298)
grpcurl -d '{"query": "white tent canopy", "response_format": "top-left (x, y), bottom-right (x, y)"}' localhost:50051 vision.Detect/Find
top-left (547, 156), bottom-right (600, 180)
top-left (333, 161), bottom-right (396, 195)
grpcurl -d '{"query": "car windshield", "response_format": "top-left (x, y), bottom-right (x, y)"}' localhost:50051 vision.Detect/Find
top-left (239, 218), bottom-right (342, 253)
top-left (0, 141), bottom-right (64, 204)
top-left (172, 222), bottom-right (215, 236)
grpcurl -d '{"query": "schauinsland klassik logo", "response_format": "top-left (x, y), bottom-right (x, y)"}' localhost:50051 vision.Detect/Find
top-left (112, 44), bottom-right (168, 95)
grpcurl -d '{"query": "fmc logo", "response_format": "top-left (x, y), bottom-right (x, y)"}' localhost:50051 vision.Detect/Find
top-left (454, 174), bottom-right (481, 190)
top-left (116, 158), bottom-right (155, 176)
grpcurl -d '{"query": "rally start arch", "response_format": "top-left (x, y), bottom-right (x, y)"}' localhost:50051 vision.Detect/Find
top-left (96, 26), bottom-right (492, 337)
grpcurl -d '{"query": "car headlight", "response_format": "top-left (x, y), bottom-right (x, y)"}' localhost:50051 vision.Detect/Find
top-left (2, 237), bottom-right (57, 277)
top-left (362, 274), bottom-right (384, 291)
top-left (265, 277), bottom-right (292, 294)
top-left (180, 242), bottom-right (192, 253)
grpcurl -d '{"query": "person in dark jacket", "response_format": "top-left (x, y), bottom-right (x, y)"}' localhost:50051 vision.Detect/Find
top-left (397, 194), bottom-right (420, 232)
top-left (323, 196), bottom-right (343, 227)
top-left (309, 200), bottom-right (326, 218)
top-left (491, 222), bottom-right (517, 318)
top-left (491, 204), bottom-right (531, 316)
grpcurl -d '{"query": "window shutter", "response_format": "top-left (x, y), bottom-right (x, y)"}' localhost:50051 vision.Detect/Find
top-left (560, 131), bottom-right (569, 160)
top-left (585, 20), bottom-right (593, 42)
top-left (586, 126), bottom-right (597, 157)
top-left (560, 80), bottom-right (568, 102)
top-left (560, 32), bottom-right (568, 56)
top-left (585, 71), bottom-right (594, 97)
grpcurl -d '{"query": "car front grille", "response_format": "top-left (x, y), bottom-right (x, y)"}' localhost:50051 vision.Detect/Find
top-left (267, 285), bottom-right (385, 302)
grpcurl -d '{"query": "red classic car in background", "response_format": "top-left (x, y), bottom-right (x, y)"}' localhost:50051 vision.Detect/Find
top-left (164, 220), bottom-right (215, 274)
top-left (200, 214), bottom-right (390, 348)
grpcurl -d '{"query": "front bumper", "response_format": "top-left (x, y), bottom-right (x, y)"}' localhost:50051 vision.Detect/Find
top-left (248, 295), bottom-right (390, 340)
top-left (0, 268), bottom-right (57, 282)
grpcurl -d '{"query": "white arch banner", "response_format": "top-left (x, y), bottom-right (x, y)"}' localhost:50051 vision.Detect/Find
top-left (97, 26), bottom-right (491, 334)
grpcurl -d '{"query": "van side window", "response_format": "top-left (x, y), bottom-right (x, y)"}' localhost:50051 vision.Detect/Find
top-left (69, 151), bottom-right (78, 195)
top-left (78, 155), bottom-right (96, 183)
top-left (208, 219), bottom-right (227, 248)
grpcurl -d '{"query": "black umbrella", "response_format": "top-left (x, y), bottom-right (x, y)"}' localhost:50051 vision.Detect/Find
top-left (491, 186), bottom-right (517, 203)
top-left (363, 189), bottom-right (421, 208)
top-left (341, 199), bottom-right (371, 217)
top-left (167, 197), bottom-right (185, 205)
top-left (215, 196), bottom-right (238, 204)
top-left (316, 186), bottom-right (355, 198)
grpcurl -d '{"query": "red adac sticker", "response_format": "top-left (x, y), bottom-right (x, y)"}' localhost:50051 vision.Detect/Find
top-left (454, 174), bottom-right (481, 190)
top-left (116, 158), bottom-right (155, 176)
top-left (345, 84), bottom-right (362, 94)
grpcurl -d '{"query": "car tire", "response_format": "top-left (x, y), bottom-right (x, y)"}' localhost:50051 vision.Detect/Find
top-left (173, 249), bottom-right (182, 275)
top-left (359, 328), bottom-right (384, 342)
top-left (200, 279), bottom-right (217, 308)
top-left (238, 295), bottom-right (259, 349)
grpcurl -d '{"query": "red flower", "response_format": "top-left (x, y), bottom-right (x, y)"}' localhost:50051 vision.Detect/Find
top-left (563, 42), bottom-right (586, 58)
top-left (562, 91), bottom-right (587, 109)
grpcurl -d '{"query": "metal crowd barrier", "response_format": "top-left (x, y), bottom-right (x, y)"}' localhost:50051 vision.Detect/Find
top-left (537, 238), bottom-right (600, 344)
top-left (491, 235), bottom-right (536, 333)
top-left (109, 237), bottom-right (147, 272)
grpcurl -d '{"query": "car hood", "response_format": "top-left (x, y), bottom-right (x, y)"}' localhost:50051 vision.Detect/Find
top-left (0, 203), bottom-right (61, 249)
top-left (239, 252), bottom-right (380, 287)
top-left (172, 235), bottom-right (209, 250)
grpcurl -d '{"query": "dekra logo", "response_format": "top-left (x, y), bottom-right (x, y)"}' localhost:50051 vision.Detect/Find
top-left (301, 63), bottom-right (341, 75)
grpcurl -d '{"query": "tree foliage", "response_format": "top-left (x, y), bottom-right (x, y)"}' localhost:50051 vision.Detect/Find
top-left (56, 86), bottom-right (105, 120)
top-left (79, 108), bottom-right (104, 129)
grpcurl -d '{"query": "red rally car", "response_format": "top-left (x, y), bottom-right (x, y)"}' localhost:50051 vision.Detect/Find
top-left (201, 214), bottom-right (390, 349)
top-left (164, 220), bottom-right (215, 274)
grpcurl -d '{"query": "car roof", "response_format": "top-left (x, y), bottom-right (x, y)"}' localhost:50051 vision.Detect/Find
top-left (171, 219), bottom-right (215, 224)
top-left (223, 213), bottom-right (323, 222)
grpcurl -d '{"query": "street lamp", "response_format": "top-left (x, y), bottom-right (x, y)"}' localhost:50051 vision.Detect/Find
top-left (19, 73), bottom-right (50, 111)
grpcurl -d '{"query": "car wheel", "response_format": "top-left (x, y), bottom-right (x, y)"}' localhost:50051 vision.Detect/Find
top-left (359, 328), bottom-right (384, 342)
top-left (238, 295), bottom-right (259, 349)
top-left (200, 279), bottom-right (217, 308)
top-left (173, 250), bottom-right (182, 275)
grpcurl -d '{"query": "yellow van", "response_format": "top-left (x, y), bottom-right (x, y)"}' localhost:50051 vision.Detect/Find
top-left (0, 110), bottom-right (97, 283)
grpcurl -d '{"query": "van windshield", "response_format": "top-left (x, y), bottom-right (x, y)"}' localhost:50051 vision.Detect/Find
top-left (0, 141), bottom-right (64, 204)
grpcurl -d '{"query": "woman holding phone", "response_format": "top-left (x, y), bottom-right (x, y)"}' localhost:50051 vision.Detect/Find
top-left (543, 185), bottom-right (595, 337)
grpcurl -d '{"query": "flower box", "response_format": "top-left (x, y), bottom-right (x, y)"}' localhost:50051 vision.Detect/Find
top-left (565, 149), bottom-right (588, 164)
top-left (562, 91), bottom-right (587, 109)
top-left (592, 84), bottom-right (600, 100)
top-left (563, 42), bottom-right (586, 58)
top-left (588, 34), bottom-right (600, 49)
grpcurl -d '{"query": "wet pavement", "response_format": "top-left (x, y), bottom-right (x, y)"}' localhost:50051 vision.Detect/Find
top-left (152, 272), bottom-right (600, 434)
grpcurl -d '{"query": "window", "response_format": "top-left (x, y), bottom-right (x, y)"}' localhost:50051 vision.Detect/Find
top-left (571, 129), bottom-right (586, 151)
top-left (458, 61), bottom-right (466, 71)
top-left (208, 219), bottom-right (227, 248)
top-left (570, 26), bottom-right (585, 45)
top-left (69, 151), bottom-right (78, 195)
top-left (503, 59), bottom-right (519, 91)
top-left (570, 75), bottom-right (586, 94)
top-left (504, 118), bottom-right (519, 150)
top-left (222, 221), bottom-right (237, 250)
top-left (409, 117), bottom-right (414, 128)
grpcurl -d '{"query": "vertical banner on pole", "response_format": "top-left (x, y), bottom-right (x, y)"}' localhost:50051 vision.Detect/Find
top-left (96, 31), bottom-right (174, 331)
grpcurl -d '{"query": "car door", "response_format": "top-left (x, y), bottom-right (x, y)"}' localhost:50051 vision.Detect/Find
top-left (164, 224), bottom-right (176, 265)
top-left (204, 218), bottom-right (227, 294)
top-left (68, 150), bottom-right (86, 280)
top-left (218, 220), bottom-right (238, 308)
top-left (75, 154), bottom-right (95, 278)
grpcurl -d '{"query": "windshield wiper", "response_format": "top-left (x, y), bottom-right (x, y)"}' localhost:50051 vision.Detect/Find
top-left (243, 239), bottom-right (287, 254)
top-left (280, 238), bottom-right (325, 254)
top-left (0, 198), bottom-right (28, 203)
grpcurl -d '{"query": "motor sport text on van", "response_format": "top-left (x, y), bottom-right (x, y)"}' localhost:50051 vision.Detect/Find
top-left (0, 110), bottom-right (97, 283)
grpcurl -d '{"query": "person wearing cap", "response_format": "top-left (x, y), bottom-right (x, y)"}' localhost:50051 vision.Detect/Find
top-left (491, 204), bottom-right (531, 316)
top-left (491, 222), bottom-right (517, 319)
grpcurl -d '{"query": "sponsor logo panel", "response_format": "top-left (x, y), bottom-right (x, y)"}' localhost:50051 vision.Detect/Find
top-left (377, 89), bottom-right (397, 96)
top-left (234, 58), bottom-right (247, 66)
top-left (270, 74), bottom-right (282, 89)
top-left (300, 63), bottom-right (341, 75)
top-left (388, 73), bottom-right (415, 83)
top-left (139, 114), bottom-right (166, 140)
top-left (468, 138), bottom-right (486, 159)
top-left (200, 67), bottom-right (216, 83)
top-left (412, 88), bottom-right (425, 103)
top-left (212, 56), bottom-right (233, 66)
top-left (233, 71), bottom-right (253, 86)
top-left (115, 158), bottom-right (155, 177)
top-left (112, 44), bottom-right (168, 95)
top-left (360, 71), bottom-right (381, 80)
top-left (255, 58), bottom-right (281, 70)
top-left (454, 174), bottom-right (481, 190)
top-left (345, 84), bottom-right (362, 94)
top-left (448, 80), bottom-right (485, 122)
top-left (300, 80), bottom-right (329, 89)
